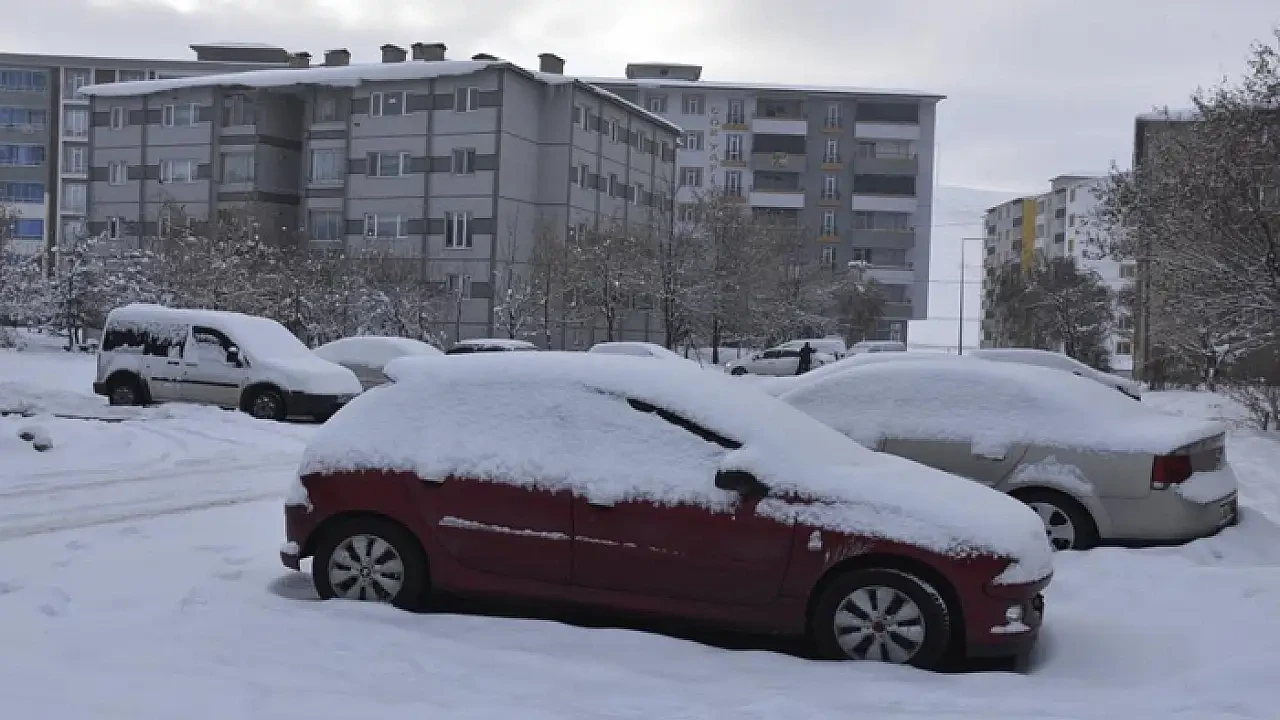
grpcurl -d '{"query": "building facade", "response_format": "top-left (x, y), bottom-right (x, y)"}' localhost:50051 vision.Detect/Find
top-left (80, 44), bottom-right (679, 347)
top-left (585, 64), bottom-right (943, 343)
top-left (980, 174), bottom-right (1135, 373)
top-left (0, 44), bottom-right (291, 262)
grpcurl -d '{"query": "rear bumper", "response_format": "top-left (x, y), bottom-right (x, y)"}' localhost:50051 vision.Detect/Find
top-left (287, 391), bottom-right (355, 419)
top-left (1104, 490), bottom-right (1238, 546)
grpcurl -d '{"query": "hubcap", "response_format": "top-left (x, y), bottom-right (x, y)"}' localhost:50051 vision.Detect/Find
top-left (111, 385), bottom-right (135, 405)
top-left (327, 534), bottom-right (405, 602)
top-left (252, 394), bottom-right (279, 419)
top-left (832, 585), bottom-right (926, 663)
top-left (1028, 501), bottom-right (1077, 550)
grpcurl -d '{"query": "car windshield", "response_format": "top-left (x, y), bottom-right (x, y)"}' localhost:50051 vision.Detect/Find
top-left (231, 316), bottom-right (315, 360)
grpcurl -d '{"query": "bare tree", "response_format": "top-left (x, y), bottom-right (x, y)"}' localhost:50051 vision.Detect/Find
top-left (358, 248), bottom-right (450, 346)
top-left (985, 256), bottom-right (1115, 369)
top-left (490, 212), bottom-right (549, 342)
top-left (562, 218), bottom-right (652, 343)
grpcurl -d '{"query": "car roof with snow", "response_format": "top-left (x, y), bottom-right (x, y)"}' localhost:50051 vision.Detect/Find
top-left (298, 352), bottom-right (1052, 573)
top-left (588, 341), bottom-right (683, 359)
top-left (450, 338), bottom-right (538, 350)
top-left (104, 303), bottom-right (315, 360)
top-left (968, 348), bottom-right (1141, 394)
top-left (313, 336), bottom-right (442, 368)
top-left (778, 356), bottom-right (1221, 455)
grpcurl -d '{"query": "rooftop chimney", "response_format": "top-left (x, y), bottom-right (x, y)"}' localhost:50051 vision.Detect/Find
top-left (472, 53), bottom-right (498, 61)
top-left (411, 42), bottom-right (447, 61)
top-left (288, 51), bottom-right (311, 69)
top-left (323, 48), bottom-right (351, 67)
top-left (538, 53), bottom-right (565, 75)
top-left (381, 44), bottom-right (407, 63)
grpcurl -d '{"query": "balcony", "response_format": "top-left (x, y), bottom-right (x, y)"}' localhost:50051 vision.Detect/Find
top-left (748, 189), bottom-right (805, 209)
top-left (850, 229), bottom-right (916, 249)
top-left (854, 122), bottom-right (921, 141)
top-left (881, 301), bottom-right (916, 319)
top-left (750, 152), bottom-right (806, 173)
top-left (852, 195), bottom-right (917, 213)
top-left (751, 117), bottom-right (808, 135)
top-left (856, 155), bottom-right (918, 175)
top-left (863, 265), bottom-right (916, 284)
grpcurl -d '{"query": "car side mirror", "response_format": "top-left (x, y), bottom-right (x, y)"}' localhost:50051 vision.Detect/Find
top-left (715, 469), bottom-right (769, 499)
top-left (226, 346), bottom-right (242, 366)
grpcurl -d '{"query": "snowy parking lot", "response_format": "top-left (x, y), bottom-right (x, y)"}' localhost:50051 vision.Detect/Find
top-left (2, 345), bottom-right (1280, 718)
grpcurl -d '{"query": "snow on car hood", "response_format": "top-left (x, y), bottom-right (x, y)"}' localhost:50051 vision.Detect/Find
top-left (313, 336), bottom-right (441, 370)
top-left (297, 352), bottom-right (1052, 574)
top-left (780, 357), bottom-right (1224, 456)
top-left (257, 354), bottom-right (362, 395)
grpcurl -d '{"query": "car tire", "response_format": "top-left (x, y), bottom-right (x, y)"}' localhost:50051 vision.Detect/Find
top-left (312, 516), bottom-right (429, 611)
top-left (1012, 488), bottom-right (1098, 551)
top-left (106, 375), bottom-right (144, 406)
top-left (244, 387), bottom-right (286, 421)
top-left (730, 367), bottom-right (748, 376)
top-left (810, 567), bottom-right (952, 670)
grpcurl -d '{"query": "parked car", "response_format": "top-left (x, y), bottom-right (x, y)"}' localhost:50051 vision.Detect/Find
top-left (313, 336), bottom-right (442, 390)
top-left (93, 304), bottom-right (362, 421)
top-left (778, 357), bottom-right (1238, 550)
top-left (968, 348), bottom-right (1142, 400)
top-left (445, 338), bottom-right (539, 354)
top-left (588, 341), bottom-right (688, 361)
top-left (283, 352), bottom-right (1052, 669)
top-left (725, 343), bottom-right (838, 376)
top-left (849, 341), bottom-right (907, 355)
top-left (780, 337), bottom-right (849, 358)
top-left (754, 351), bottom-right (954, 395)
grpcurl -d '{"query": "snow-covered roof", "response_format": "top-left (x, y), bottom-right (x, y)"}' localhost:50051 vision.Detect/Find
top-left (80, 60), bottom-right (683, 134)
top-left (779, 357), bottom-right (1221, 456)
top-left (313, 336), bottom-right (441, 369)
top-left (295, 352), bottom-right (1052, 575)
top-left (577, 75), bottom-right (946, 101)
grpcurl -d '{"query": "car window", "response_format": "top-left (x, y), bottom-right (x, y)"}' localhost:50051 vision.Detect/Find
top-left (761, 350), bottom-right (781, 359)
top-left (781, 350), bottom-right (800, 358)
top-left (141, 323), bottom-right (188, 359)
top-left (192, 326), bottom-right (232, 350)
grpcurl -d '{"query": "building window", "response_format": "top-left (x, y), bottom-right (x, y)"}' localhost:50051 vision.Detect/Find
top-left (62, 69), bottom-right (89, 99)
top-left (106, 216), bottom-right (121, 240)
top-left (852, 247), bottom-right (873, 265)
top-left (14, 218), bottom-right (43, 238)
top-left (822, 175), bottom-right (838, 200)
top-left (682, 131), bottom-right (705, 151)
top-left (370, 91), bottom-right (405, 118)
top-left (853, 211), bottom-right (912, 231)
top-left (607, 174), bottom-right (620, 198)
top-left (0, 144), bottom-right (45, 167)
top-left (646, 95), bottom-right (667, 113)
top-left (0, 68), bottom-right (48, 93)
top-left (1117, 314), bottom-right (1133, 331)
top-left (117, 69), bottom-right (146, 83)
top-left (1120, 264), bottom-right (1137, 279)
top-left (724, 170), bottom-right (743, 197)
top-left (309, 210), bottom-right (343, 243)
top-left (821, 210), bottom-right (836, 235)
top-left (679, 204), bottom-right (697, 223)
top-left (1068, 214), bottom-right (1076, 227)
top-left (0, 107), bottom-right (46, 130)
top-left (310, 148), bottom-right (344, 184)
top-left (681, 94), bottom-right (704, 115)
top-left (574, 105), bottom-right (587, 130)
top-left (0, 181), bottom-right (43, 203)
top-left (823, 138), bottom-right (840, 164)
top-left (1036, 199), bottom-right (1046, 215)
top-left (161, 103), bottom-right (198, 127)
top-left (109, 106), bottom-right (126, 130)
top-left (725, 134), bottom-right (743, 161)
top-left (576, 163), bottom-right (590, 187)
top-left (105, 162), bottom-right (126, 186)
top-left (363, 213), bottom-right (406, 239)
top-left (314, 96), bottom-right (340, 123)
top-left (452, 148), bottom-right (477, 175)
top-left (444, 211), bottom-right (473, 248)
top-left (372, 151), bottom-right (411, 177)
top-left (221, 152), bottom-right (255, 183)
top-left (820, 246), bottom-right (836, 268)
top-left (825, 102), bottom-right (841, 129)
top-left (455, 86), bottom-right (480, 113)
top-left (61, 183), bottom-right (86, 213)
top-left (1069, 187), bottom-right (1077, 202)
top-left (1115, 340), bottom-right (1133, 356)
top-left (633, 181), bottom-right (645, 205)
top-left (727, 99), bottom-right (745, 125)
top-left (1035, 223), bottom-right (1045, 239)
top-left (221, 94), bottom-right (257, 127)
top-left (158, 158), bottom-right (197, 184)
top-left (62, 145), bottom-right (87, 174)
top-left (680, 167), bottom-right (703, 187)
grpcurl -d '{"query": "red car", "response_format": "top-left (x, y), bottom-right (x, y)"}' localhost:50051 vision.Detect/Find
top-left (282, 353), bottom-right (1052, 669)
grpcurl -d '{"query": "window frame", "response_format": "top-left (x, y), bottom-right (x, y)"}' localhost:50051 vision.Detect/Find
top-left (444, 210), bottom-right (474, 249)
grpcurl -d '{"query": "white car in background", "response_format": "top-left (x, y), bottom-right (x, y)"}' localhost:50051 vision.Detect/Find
top-left (969, 348), bottom-right (1142, 400)
top-left (587, 341), bottom-right (689, 361)
top-left (725, 338), bottom-right (843, 376)
top-left (313, 336), bottom-right (442, 390)
top-left (445, 338), bottom-right (539, 354)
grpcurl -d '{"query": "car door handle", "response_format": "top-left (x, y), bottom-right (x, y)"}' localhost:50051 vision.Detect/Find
top-left (184, 363), bottom-right (198, 367)
top-left (167, 360), bottom-right (181, 365)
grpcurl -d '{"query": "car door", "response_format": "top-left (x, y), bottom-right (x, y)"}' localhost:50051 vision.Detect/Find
top-left (181, 326), bottom-right (247, 407)
top-left (414, 478), bottom-right (573, 584)
top-left (881, 438), bottom-right (1029, 487)
top-left (139, 325), bottom-right (186, 401)
top-left (571, 404), bottom-right (795, 606)
top-left (752, 349), bottom-right (786, 375)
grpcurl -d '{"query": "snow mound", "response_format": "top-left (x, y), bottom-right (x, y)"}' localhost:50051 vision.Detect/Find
top-left (313, 336), bottom-right (441, 370)
top-left (300, 352), bottom-right (1052, 573)
top-left (780, 358), bottom-right (1225, 456)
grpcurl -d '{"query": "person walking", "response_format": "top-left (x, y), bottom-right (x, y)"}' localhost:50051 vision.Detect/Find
top-left (796, 341), bottom-right (815, 375)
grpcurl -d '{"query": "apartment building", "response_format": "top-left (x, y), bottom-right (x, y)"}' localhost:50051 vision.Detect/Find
top-left (80, 44), bottom-right (680, 347)
top-left (0, 44), bottom-right (291, 261)
top-left (980, 174), bottom-right (1136, 374)
top-left (585, 64), bottom-right (943, 343)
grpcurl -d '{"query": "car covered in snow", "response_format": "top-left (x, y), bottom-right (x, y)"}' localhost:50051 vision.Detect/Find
top-left (93, 304), bottom-right (362, 421)
top-left (725, 341), bottom-right (840, 376)
top-left (778, 357), bottom-right (1238, 551)
top-left (445, 338), bottom-right (539, 354)
top-left (587, 341), bottom-right (688, 361)
top-left (282, 352), bottom-right (1053, 669)
top-left (312, 336), bottom-right (442, 390)
top-left (968, 348), bottom-right (1142, 400)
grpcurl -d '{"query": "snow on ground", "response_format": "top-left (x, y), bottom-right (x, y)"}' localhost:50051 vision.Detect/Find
top-left (1, 345), bottom-right (1279, 718)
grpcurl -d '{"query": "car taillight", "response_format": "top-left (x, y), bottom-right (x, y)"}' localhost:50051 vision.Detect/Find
top-left (1151, 454), bottom-right (1193, 489)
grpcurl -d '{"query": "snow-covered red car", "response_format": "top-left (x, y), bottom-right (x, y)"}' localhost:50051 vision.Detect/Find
top-left (282, 352), bottom-right (1052, 669)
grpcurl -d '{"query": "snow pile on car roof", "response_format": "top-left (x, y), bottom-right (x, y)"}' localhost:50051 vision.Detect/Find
top-left (779, 357), bottom-right (1223, 455)
top-left (313, 336), bottom-right (441, 368)
top-left (297, 352), bottom-right (1052, 573)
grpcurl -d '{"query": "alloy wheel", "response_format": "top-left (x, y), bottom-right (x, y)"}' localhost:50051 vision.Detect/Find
top-left (832, 585), bottom-right (926, 663)
top-left (326, 534), bottom-right (406, 602)
top-left (1028, 500), bottom-right (1077, 550)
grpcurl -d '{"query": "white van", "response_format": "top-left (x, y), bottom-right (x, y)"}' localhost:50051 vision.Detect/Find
top-left (849, 340), bottom-right (907, 355)
top-left (93, 304), bottom-right (363, 421)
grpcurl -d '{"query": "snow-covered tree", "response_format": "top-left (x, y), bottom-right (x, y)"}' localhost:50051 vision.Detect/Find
top-left (148, 206), bottom-right (283, 314)
top-left (357, 249), bottom-right (450, 346)
top-left (490, 215), bottom-right (548, 342)
top-left (562, 219), bottom-right (653, 343)
top-left (45, 228), bottom-right (156, 349)
top-left (985, 256), bottom-right (1115, 369)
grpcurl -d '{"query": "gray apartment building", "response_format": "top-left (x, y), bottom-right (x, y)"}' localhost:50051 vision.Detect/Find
top-left (0, 43), bottom-right (291, 262)
top-left (80, 44), bottom-right (680, 347)
top-left (586, 64), bottom-right (943, 343)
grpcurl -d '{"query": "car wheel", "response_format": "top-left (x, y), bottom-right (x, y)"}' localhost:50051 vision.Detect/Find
top-left (810, 568), bottom-right (951, 669)
top-left (730, 366), bottom-right (748, 376)
top-left (245, 387), bottom-right (286, 421)
top-left (1013, 488), bottom-right (1098, 551)
top-left (312, 517), bottom-right (428, 610)
top-left (106, 376), bottom-right (143, 406)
